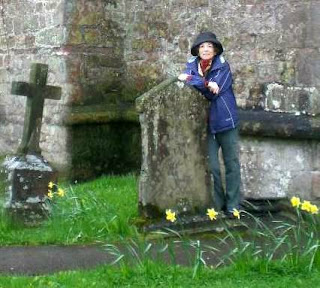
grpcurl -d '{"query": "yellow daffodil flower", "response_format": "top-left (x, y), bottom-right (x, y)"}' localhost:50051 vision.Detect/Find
top-left (290, 196), bottom-right (301, 208)
top-left (48, 182), bottom-right (54, 189)
top-left (166, 209), bottom-right (176, 223)
top-left (301, 200), bottom-right (312, 213)
top-left (47, 191), bottom-right (54, 199)
top-left (310, 204), bottom-right (319, 215)
top-left (233, 208), bottom-right (240, 219)
top-left (207, 208), bottom-right (218, 220)
top-left (57, 188), bottom-right (65, 197)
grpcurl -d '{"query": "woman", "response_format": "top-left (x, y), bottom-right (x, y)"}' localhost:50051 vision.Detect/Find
top-left (178, 32), bottom-right (241, 218)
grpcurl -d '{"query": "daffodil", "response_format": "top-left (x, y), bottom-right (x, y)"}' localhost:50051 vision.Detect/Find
top-left (207, 208), bottom-right (218, 220)
top-left (48, 182), bottom-right (54, 189)
top-left (166, 209), bottom-right (176, 222)
top-left (301, 200), bottom-right (312, 213)
top-left (57, 188), bottom-right (65, 197)
top-left (290, 196), bottom-right (301, 208)
top-left (47, 191), bottom-right (54, 199)
top-left (233, 208), bottom-right (240, 219)
top-left (310, 204), bottom-right (319, 215)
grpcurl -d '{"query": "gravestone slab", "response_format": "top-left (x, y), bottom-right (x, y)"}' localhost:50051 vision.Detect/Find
top-left (2, 155), bottom-right (57, 224)
top-left (136, 78), bottom-right (211, 218)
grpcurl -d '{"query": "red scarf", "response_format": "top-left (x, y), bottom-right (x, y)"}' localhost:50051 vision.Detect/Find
top-left (200, 59), bottom-right (212, 76)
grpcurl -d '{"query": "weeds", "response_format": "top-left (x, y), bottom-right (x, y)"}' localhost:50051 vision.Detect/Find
top-left (100, 195), bottom-right (320, 279)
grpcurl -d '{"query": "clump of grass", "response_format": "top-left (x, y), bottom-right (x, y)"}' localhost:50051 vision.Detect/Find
top-left (105, 197), bottom-right (320, 277)
top-left (212, 197), bottom-right (320, 273)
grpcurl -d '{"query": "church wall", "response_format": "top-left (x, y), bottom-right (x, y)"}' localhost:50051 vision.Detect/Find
top-left (0, 0), bottom-right (319, 187)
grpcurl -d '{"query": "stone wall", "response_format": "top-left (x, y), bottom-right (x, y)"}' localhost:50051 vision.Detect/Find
top-left (0, 0), bottom-right (135, 178)
top-left (124, 0), bottom-right (320, 110)
top-left (0, 0), bottom-right (319, 183)
top-left (0, 0), bottom-right (70, 168)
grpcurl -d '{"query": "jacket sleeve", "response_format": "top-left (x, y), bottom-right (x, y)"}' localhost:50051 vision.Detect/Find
top-left (183, 62), bottom-right (218, 101)
top-left (208, 64), bottom-right (233, 95)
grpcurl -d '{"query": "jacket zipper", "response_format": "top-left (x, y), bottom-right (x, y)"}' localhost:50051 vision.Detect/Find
top-left (221, 96), bottom-right (235, 128)
top-left (206, 63), bottom-right (235, 133)
top-left (216, 70), bottom-right (235, 128)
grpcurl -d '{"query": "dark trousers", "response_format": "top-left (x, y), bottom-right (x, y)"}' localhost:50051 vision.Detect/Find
top-left (208, 128), bottom-right (241, 212)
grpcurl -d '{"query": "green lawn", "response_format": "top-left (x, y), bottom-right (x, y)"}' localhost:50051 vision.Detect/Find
top-left (0, 261), bottom-right (320, 287)
top-left (1, 174), bottom-right (320, 287)
top-left (0, 175), bottom-right (138, 245)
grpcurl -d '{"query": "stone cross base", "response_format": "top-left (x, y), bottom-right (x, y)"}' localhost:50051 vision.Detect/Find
top-left (5, 202), bottom-right (51, 226)
top-left (1, 155), bottom-right (57, 225)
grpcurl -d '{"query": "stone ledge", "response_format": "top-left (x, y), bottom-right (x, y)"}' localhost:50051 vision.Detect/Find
top-left (263, 83), bottom-right (320, 115)
top-left (142, 214), bottom-right (246, 236)
top-left (62, 79), bottom-right (320, 142)
top-left (63, 104), bottom-right (139, 125)
top-left (63, 106), bottom-right (320, 141)
top-left (239, 109), bottom-right (320, 140)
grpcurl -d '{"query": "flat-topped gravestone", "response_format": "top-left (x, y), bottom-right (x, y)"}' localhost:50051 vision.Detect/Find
top-left (1, 63), bottom-right (61, 224)
top-left (136, 78), bottom-right (211, 218)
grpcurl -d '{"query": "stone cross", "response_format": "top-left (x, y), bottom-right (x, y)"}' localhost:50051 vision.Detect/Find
top-left (11, 63), bottom-right (61, 155)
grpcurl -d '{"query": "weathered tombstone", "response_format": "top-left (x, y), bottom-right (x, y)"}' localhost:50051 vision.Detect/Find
top-left (136, 78), bottom-right (212, 218)
top-left (1, 63), bottom-right (61, 224)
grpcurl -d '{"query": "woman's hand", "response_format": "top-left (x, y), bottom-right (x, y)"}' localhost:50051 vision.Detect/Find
top-left (207, 81), bottom-right (220, 94)
top-left (178, 73), bottom-right (189, 81)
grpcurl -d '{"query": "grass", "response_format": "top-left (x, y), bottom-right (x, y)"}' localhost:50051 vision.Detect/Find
top-left (0, 175), bottom-right (138, 245)
top-left (0, 260), bottom-right (320, 287)
top-left (1, 174), bottom-right (320, 286)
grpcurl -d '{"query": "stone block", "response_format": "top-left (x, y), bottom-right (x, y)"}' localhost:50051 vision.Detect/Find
top-left (287, 171), bottom-right (312, 200)
top-left (35, 28), bottom-right (65, 46)
top-left (131, 38), bottom-right (160, 53)
top-left (0, 36), bottom-right (8, 51)
top-left (240, 142), bottom-right (288, 199)
top-left (306, 1), bottom-right (320, 47)
top-left (78, 12), bottom-right (103, 25)
top-left (240, 137), bottom-right (314, 199)
top-left (256, 63), bottom-right (279, 83)
top-left (264, 83), bottom-right (320, 115)
top-left (312, 171), bottom-right (320, 199)
top-left (313, 143), bottom-right (320, 171)
top-left (0, 104), bottom-right (5, 122)
top-left (297, 50), bottom-right (320, 87)
top-left (83, 29), bottom-right (100, 45)
top-left (2, 155), bottom-right (58, 224)
top-left (277, 2), bottom-right (308, 49)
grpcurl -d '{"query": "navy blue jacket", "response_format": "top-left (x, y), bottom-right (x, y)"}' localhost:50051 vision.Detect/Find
top-left (184, 55), bottom-right (239, 135)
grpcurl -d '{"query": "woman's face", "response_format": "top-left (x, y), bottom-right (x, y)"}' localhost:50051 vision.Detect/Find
top-left (198, 42), bottom-right (215, 60)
